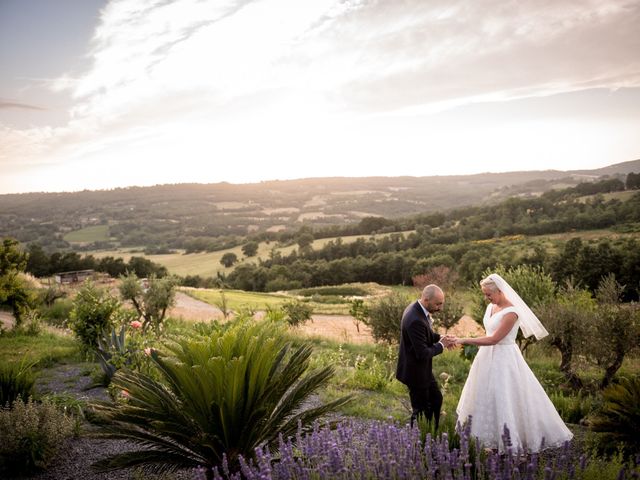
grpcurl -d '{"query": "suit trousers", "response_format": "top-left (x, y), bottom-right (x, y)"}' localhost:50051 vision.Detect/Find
top-left (408, 380), bottom-right (442, 430)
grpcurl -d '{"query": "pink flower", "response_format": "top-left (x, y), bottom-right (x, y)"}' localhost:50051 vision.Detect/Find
top-left (144, 347), bottom-right (152, 356)
top-left (121, 389), bottom-right (130, 398)
top-left (130, 320), bottom-right (142, 329)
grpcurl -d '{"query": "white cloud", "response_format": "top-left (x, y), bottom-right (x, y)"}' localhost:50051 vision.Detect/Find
top-left (1, 0), bottom-right (639, 193)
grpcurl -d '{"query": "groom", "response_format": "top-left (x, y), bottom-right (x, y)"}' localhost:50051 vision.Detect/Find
top-left (396, 284), bottom-right (453, 429)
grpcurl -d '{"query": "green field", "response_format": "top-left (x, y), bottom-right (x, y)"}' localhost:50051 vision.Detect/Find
top-left (64, 225), bottom-right (110, 243)
top-left (184, 285), bottom-right (380, 315)
top-left (84, 231), bottom-right (416, 278)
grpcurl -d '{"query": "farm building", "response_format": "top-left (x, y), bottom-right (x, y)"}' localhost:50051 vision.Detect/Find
top-left (54, 269), bottom-right (95, 284)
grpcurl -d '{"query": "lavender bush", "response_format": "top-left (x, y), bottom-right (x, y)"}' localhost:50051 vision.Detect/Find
top-left (197, 418), bottom-right (639, 480)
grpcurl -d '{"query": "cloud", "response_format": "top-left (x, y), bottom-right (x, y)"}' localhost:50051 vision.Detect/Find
top-left (1, 0), bottom-right (639, 193)
top-left (0, 99), bottom-right (46, 111)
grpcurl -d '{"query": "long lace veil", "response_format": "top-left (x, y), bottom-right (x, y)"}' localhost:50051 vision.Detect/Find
top-left (489, 273), bottom-right (549, 340)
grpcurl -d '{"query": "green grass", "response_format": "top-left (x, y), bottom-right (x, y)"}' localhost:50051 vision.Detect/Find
top-left (63, 225), bottom-right (110, 243)
top-left (185, 288), bottom-right (290, 311)
top-left (0, 330), bottom-right (79, 366)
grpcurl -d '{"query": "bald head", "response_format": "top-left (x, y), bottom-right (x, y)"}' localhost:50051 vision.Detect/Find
top-left (420, 284), bottom-right (445, 313)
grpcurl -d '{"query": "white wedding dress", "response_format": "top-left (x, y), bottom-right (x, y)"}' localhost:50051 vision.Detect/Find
top-left (456, 305), bottom-right (573, 452)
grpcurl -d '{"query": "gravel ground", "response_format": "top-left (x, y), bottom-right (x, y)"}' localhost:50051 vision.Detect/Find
top-left (6, 362), bottom-right (195, 480)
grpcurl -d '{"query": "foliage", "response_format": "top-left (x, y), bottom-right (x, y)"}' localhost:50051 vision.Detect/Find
top-left (199, 418), bottom-right (638, 480)
top-left (89, 317), bottom-right (352, 476)
top-left (118, 272), bottom-right (177, 334)
top-left (587, 301), bottom-right (640, 389)
top-left (349, 298), bottom-right (368, 333)
top-left (537, 282), bottom-right (595, 390)
top-left (94, 322), bottom-right (153, 387)
top-left (364, 291), bottom-right (411, 344)
top-left (220, 252), bottom-right (238, 268)
top-left (213, 290), bottom-right (232, 319)
top-left (70, 281), bottom-right (121, 355)
top-left (281, 300), bottom-right (313, 327)
top-left (434, 291), bottom-right (465, 333)
top-left (548, 391), bottom-right (598, 424)
top-left (295, 285), bottom-right (370, 297)
top-left (241, 241), bottom-right (259, 257)
top-left (589, 375), bottom-right (640, 459)
top-left (0, 238), bottom-right (35, 328)
top-left (39, 297), bottom-right (74, 327)
top-left (0, 358), bottom-right (36, 408)
top-left (412, 265), bottom-right (460, 292)
top-left (0, 397), bottom-right (75, 475)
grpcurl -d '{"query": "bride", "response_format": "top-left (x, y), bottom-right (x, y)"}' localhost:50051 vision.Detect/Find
top-left (454, 273), bottom-right (573, 452)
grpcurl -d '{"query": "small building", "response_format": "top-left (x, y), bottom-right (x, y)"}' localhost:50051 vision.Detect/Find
top-left (54, 269), bottom-right (95, 284)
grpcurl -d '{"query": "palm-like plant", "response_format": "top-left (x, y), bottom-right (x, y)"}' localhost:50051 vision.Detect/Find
top-left (89, 317), bottom-right (352, 477)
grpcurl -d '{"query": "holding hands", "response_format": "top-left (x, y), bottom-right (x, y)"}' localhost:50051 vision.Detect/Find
top-left (441, 335), bottom-right (458, 349)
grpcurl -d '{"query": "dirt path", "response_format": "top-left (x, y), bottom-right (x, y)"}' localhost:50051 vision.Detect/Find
top-left (169, 293), bottom-right (484, 344)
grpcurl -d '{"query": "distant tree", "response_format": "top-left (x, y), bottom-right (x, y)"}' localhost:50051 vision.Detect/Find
top-left (626, 172), bottom-right (640, 190)
top-left (220, 252), bottom-right (238, 268)
top-left (282, 300), bottom-right (313, 327)
top-left (25, 243), bottom-right (50, 277)
top-left (241, 241), bottom-right (259, 257)
top-left (297, 233), bottom-right (315, 251)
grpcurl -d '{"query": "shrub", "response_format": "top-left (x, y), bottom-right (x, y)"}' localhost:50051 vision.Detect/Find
top-left (589, 375), bottom-right (640, 459)
top-left (364, 291), bottom-right (411, 343)
top-left (40, 297), bottom-right (73, 327)
top-left (0, 359), bottom-right (35, 407)
top-left (70, 281), bottom-right (121, 355)
top-left (200, 418), bottom-right (638, 480)
top-left (118, 273), bottom-right (177, 334)
top-left (89, 317), bottom-right (352, 476)
top-left (549, 391), bottom-right (597, 424)
top-left (282, 300), bottom-right (313, 327)
top-left (0, 397), bottom-right (75, 475)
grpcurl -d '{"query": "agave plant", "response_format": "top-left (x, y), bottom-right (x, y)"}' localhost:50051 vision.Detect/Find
top-left (89, 317), bottom-right (352, 477)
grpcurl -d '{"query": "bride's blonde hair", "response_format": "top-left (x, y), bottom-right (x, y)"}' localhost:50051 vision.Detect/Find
top-left (480, 276), bottom-right (500, 292)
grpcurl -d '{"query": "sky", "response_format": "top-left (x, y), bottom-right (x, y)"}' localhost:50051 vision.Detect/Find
top-left (1, 0), bottom-right (639, 195)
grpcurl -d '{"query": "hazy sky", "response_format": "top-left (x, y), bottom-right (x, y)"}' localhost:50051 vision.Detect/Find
top-left (1, 0), bottom-right (639, 194)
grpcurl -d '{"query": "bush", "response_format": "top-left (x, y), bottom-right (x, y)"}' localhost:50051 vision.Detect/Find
top-left (549, 391), bottom-right (597, 424)
top-left (206, 418), bottom-right (638, 480)
top-left (589, 375), bottom-right (640, 459)
top-left (0, 397), bottom-right (75, 475)
top-left (70, 281), bottom-right (121, 355)
top-left (364, 291), bottom-right (411, 343)
top-left (89, 317), bottom-right (352, 476)
top-left (282, 300), bottom-right (313, 327)
top-left (40, 297), bottom-right (73, 327)
top-left (0, 359), bottom-right (35, 407)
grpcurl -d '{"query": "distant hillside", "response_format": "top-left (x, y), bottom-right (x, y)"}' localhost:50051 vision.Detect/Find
top-left (0, 159), bottom-right (638, 250)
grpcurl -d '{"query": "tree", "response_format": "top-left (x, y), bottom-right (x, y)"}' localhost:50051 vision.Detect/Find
top-left (537, 282), bottom-right (594, 390)
top-left (241, 241), bottom-right (259, 257)
top-left (89, 318), bottom-right (352, 477)
top-left (220, 252), bottom-right (238, 268)
top-left (625, 172), bottom-right (640, 190)
top-left (364, 292), bottom-right (411, 343)
top-left (297, 233), bottom-right (314, 251)
top-left (0, 238), bottom-right (34, 328)
top-left (282, 300), bottom-right (313, 327)
top-left (118, 273), bottom-right (176, 334)
top-left (349, 299), bottom-right (368, 333)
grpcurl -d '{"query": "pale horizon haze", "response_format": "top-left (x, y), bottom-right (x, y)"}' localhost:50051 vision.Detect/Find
top-left (1, 0), bottom-right (639, 194)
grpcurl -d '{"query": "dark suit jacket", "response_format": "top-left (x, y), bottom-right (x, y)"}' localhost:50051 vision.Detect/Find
top-left (395, 300), bottom-right (443, 387)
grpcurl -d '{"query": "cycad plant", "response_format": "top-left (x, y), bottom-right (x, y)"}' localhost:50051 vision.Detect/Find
top-left (89, 317), bottom-right (352, 478)
top-left (590, 374), bottom-right (640, 459)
